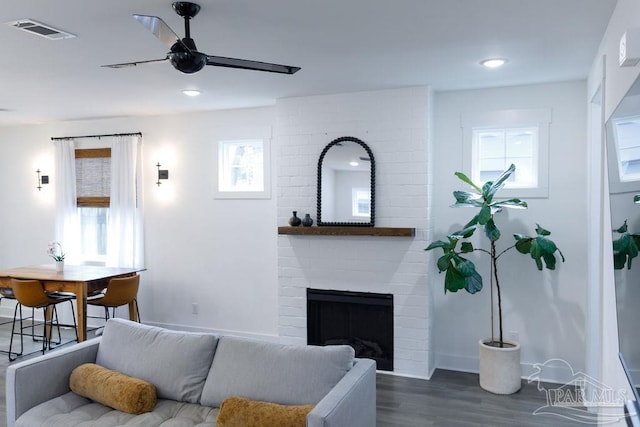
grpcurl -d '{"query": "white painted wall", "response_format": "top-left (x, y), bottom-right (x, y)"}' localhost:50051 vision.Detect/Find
top-left (432, 81), bottom-right (589, 383)
top-left (0, 107), bottom-right (281, 337)
top-left (0, 79), bottom-right (609, 388)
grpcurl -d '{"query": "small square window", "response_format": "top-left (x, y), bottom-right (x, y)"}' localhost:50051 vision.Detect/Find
top-left (352, 188), bottom-right (371, 218)
top-left (213, 139), bottom-right (271, 199)
top-left (612, 116), bottom-right (640, 183)
top-left (462, 108), bottom-right (551, 198)
top-left (473, 126), bottom-right (538, 189)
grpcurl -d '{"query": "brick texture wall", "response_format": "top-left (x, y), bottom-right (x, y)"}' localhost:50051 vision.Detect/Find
top-left (275, 87), bottom-right (433, 378)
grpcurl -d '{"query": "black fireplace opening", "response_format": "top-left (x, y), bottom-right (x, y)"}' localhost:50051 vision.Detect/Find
top-left (307, 288), bottom-right (393, 371)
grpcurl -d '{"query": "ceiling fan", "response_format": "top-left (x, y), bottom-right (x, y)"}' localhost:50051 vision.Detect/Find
top-left (103, 1), bottom-right (301, 75)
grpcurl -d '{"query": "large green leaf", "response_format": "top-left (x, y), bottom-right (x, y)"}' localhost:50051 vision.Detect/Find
top-left (536, 236), bottom-right (557, 254)
top-left (437, 254), bottom-right (452, 272)
top-left (536, 223), bottom-right (551, 236)
top-left (482, 181), bottom-right (493, 202)
top-left (542, 252), bottom-right (557, 270)
top-left (612, 232), bottom-right (639, 270)
top-left (513, 226), bottom-right (564, 270)
top-left (453, 191), bottom-right (483, 206)
top-left (425, 240), bottom-right (451, 251)
top-left (493, 198), bottom-right (528, 210)
top-left (614, 221), bottom-right (629, 234)
top-left (614, 252), bottom-right (627, 270)
top-left (460, 242), bottom-right (474, 253)
top-left (478, 205), bottom-right (492, 225)
top-left (443, 262), bottom-right (482, 294)
top-left (485, 163), bottom-right (516, 200)
top-left (464, 271), bottom-right (483, 294)
top-left (454, 171), bottom-right (482, 193)
top-left (450, 225), bottom-right (477, 240)
top-left (514, 236), bottom-right (533, 254)
top-left (484, 218), bottom-right (501, 241)
top-left (444, 265), bottom-right (466, 293)
top-left (464, 215), bottom-right (479, 229)
top-left (457, 259), bottom-right (477, 277)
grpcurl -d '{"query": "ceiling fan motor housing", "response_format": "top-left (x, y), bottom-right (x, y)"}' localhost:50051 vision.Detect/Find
top-left (169, 38), bottom-right (206, 73)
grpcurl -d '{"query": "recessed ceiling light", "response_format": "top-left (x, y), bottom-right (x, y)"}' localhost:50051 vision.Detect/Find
top-left (480, 58), bottom-right (506, 69)
top-left (349, 161), bottom-right (359, 167)
top-left (182, 89), bottom-right (201, 97)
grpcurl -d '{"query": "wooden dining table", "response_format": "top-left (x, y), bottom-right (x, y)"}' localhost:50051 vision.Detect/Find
top-left (0, 264), bottom-right (143, 342)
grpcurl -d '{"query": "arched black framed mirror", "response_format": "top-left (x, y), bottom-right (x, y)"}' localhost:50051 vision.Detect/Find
top-left (317, 136), bottom-right (375, 227)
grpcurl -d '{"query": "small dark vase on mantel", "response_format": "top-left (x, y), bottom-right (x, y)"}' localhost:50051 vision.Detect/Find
top-left (289, 211), bottom-right (302, 226)
top-left (302, 213), bottom-right (314, 227)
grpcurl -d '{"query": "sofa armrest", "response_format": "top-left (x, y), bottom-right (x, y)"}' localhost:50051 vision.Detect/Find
top-left (307, 358), bottom-right (376, 427)
top-left (6, 337), bottom-right (101, 427)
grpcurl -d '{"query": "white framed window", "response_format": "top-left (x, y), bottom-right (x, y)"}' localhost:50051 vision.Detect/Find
top-left (612, 115), bottom-right (640, 182)
top-left (75, 148), bottom-right (111, 264)
top-left (606, 115), bottom-right (640, 194)
top-left (213, 139), bottom-right (271, 199)
top-left (462, 108), bottom-right (551, 198)
top-left (351, 188), bottom-right (371, 218)
top-left (473, 127), bottom-right (538, 188)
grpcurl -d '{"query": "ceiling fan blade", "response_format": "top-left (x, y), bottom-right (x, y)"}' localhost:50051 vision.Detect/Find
top-left (101, 57), bottom-right (168, 69)
top-left (206, 55), bottom-right (301, 74)
top-left (133, 14), bottom-right (182, 50)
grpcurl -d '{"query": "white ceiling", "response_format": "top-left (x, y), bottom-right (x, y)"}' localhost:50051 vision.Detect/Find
top-left (0, 0), bottom-right (617, 126)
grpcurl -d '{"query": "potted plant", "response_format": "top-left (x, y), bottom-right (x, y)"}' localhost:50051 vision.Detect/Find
top-left (612, 193), bottom-right (640, 270)
top-left (613, 220), bottom-right (640, 270)
top-left (426, 164), bottom-right (564, 394)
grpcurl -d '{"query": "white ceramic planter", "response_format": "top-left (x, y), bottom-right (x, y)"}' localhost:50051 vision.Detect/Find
top-left (479, 338), bottom-right (521, 394)
top-left (55, 261), bottom-right (64, 272)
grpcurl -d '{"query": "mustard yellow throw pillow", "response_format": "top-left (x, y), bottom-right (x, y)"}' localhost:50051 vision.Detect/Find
top-left (70, 363), bottom-right (157, 414)
top-left (217, 396), bottom-right (314, 427)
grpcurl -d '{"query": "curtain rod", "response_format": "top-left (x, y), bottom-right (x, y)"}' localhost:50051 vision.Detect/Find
top-left (50, 132), bottom-right (142, 141)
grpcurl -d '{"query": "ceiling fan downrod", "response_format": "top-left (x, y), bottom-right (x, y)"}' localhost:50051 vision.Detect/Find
top-left (172, 2), bottom-right (200, 39)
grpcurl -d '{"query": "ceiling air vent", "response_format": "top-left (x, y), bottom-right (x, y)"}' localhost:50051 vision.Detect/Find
top-left (6, 19), bottom-right (75, 40)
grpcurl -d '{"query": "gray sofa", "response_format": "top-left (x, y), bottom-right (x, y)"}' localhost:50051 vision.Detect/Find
top-left (6, 318), bottom-right (376, 426)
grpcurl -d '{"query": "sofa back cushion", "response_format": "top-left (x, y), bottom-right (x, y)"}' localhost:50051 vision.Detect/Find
top-left (96, 319), bottom-right (218, 404)
top-left (200, 336), bottom-right (354, 407)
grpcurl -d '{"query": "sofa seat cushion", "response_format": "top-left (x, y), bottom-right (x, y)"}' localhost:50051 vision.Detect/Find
top-left (96, 319), bottom-right (219, 404)
top-left (15, 392), bottom-right (219, 427)
top-left (200, 336), bottom-right (354, 407)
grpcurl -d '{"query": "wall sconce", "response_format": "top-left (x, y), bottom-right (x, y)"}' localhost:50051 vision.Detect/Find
top-left (156, 162), bottom-right (169, 186)
top-left (36, 169), bottom-right (49, 191)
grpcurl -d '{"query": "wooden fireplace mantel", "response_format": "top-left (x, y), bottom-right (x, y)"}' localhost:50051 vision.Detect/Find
top-left (277, 226), bottom-right (415, 237)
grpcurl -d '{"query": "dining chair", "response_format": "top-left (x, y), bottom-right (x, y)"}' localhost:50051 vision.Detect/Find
top-left (8, 279), bottom-right (78, 361)
top-left (0, 288), bottom-right (20, 326)
top-left (87, 274), bottom-right (141, 324)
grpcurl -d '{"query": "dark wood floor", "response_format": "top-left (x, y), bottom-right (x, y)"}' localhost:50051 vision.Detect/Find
top-left (377, 370), bottom-right (588, 426)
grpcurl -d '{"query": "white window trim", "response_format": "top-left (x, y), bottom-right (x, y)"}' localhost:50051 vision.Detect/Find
top-left (461, 108), bottom-right (551, 198)
top-left (213, 138), bottom-right (271, 199)
top-left (606, 115), bottom-right (640, 194)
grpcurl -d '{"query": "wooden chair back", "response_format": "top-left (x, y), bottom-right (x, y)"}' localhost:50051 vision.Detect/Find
top-left (11, 279), bottom-right (53, 308)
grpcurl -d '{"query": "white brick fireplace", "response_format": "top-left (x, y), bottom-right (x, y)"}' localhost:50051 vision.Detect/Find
top-left (275, 87), bottom-right (433, 378)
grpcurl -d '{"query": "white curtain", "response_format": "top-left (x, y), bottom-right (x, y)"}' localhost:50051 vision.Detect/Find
top-left (107, 135), bottom-right (144, 268)
top-left (53, 139), bottom-right (80, 264)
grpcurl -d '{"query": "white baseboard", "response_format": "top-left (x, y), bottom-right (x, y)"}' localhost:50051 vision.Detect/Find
top-left (434, 351), bottom-right (578, 385)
